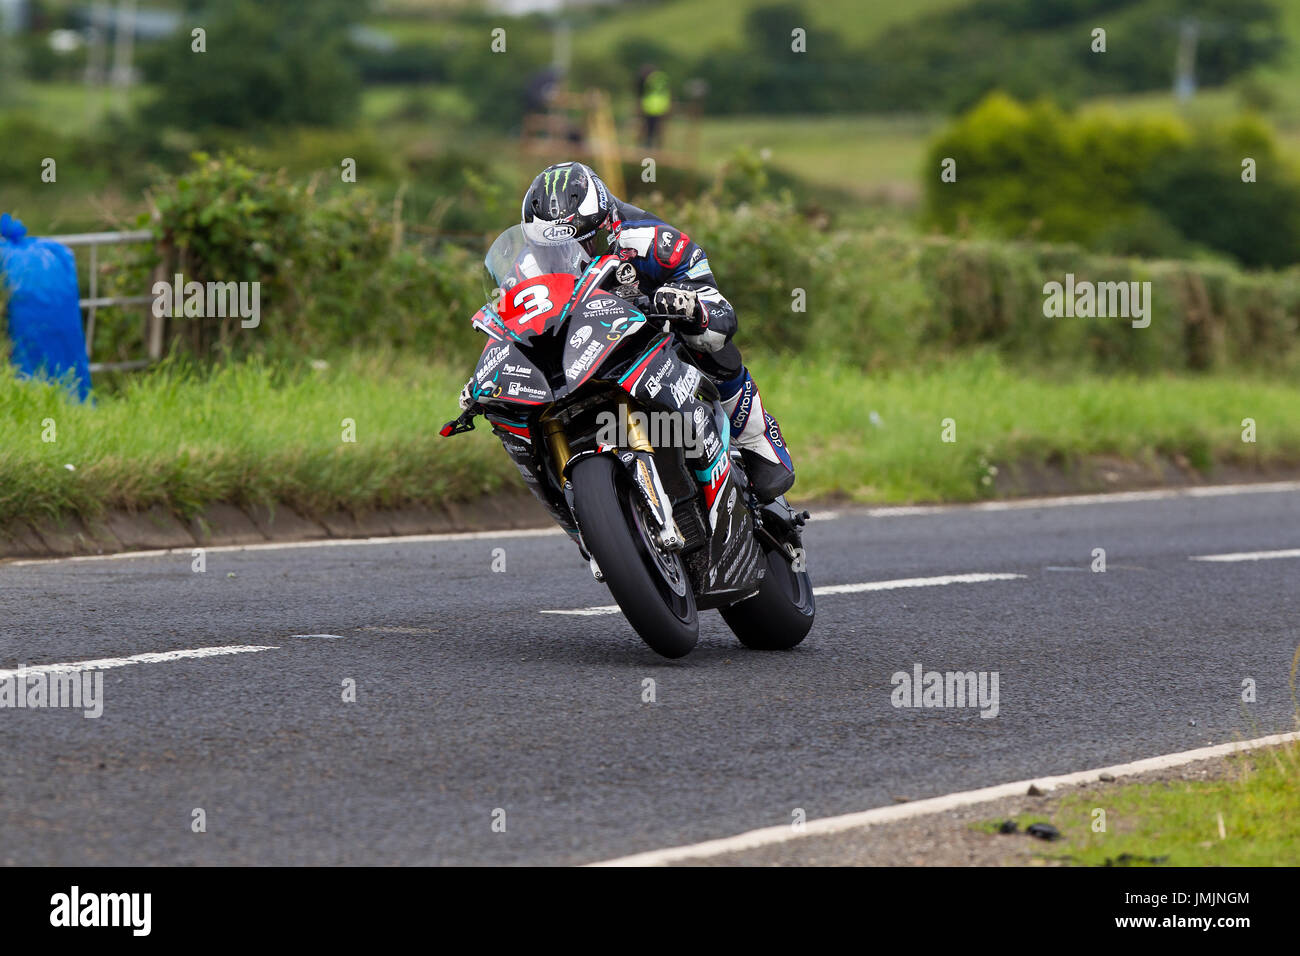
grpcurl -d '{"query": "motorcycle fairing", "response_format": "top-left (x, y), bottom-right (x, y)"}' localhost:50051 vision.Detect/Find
top-left (496, 273), bottom-right (577, 338)
top-left (471, 339), bottom-right (554, 408)
top-left (559, 302), bottom-right (647, 393)
top-left (703, 474), bottom-right (765, 599)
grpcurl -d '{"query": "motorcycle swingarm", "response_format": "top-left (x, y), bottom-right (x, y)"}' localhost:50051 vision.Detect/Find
top-left (751, 497), bottom-right (811, 566)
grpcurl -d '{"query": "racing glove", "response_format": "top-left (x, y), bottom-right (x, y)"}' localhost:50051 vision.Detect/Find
top-left (458, 378), bottom-right (477, 411)
top-left (653, 282), bottom-right (703, 331)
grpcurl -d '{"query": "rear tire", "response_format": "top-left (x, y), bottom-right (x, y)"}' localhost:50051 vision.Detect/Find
top-left (719, 541), bottom-right (814, 650)
top-left (570, 455), bottom-right (698, 658)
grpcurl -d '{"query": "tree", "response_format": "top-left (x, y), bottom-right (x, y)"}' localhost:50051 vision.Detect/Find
top-left (143, 0), bottom-right (367, 130)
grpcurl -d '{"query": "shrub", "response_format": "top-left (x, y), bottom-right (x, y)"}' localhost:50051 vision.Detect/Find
top-left (91, 153), bottom-right (1300, 378)
top-left (925, 94), bottom-right (1300, 267)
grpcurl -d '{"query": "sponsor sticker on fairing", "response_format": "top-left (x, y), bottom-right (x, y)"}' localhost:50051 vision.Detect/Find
top-left (669, 366), bottom-right (701, 405)
top-left (507, 381), bottom-right (546, 399)
top-left (602, 314), bottom-right (644, 341)
top-left (643, 358), bottom-right (673, 397)
top-left (566, 340), bottom-right (605, 380)
top-left (477, 345), bottom-right (510, 382)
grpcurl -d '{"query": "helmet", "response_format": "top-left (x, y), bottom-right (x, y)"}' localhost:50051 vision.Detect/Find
top-left (521, 161), bottom-right (612, 249)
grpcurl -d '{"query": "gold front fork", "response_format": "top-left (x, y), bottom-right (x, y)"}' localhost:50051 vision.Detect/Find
top-left (543, 394), bottom-right (654, 482)
top-left (617, 393), bottom-right (654, 453)
top-left (542, 414), bottom-right (572, 476)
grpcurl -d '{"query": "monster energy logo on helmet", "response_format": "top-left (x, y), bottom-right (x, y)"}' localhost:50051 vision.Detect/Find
top-left (542, 164), bottom-right (574, 203)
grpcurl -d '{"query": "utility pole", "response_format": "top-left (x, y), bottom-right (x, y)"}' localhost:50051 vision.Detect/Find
top-left (110, 0), bottom-right (137, 112)
top-left (1174, 17), bottom-right (1198, 101)
top-left (84, 0), bottom-right (109, 122)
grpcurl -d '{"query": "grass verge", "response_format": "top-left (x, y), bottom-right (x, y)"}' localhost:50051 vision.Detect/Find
top-left (2, 350), bottom-right (1299, 527)
top-left (977, 739), bottom-right (1300, 866)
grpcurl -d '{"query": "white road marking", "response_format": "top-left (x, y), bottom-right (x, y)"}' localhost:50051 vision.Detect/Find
top-left (540, 606), bottom-right (621, 616)
top-left (0, 645), bottom-right (279, 680)
top-left (542, 571), bottom-right (1026, 615)
top-left (1189, 548), bottom-right (1300, 563)
top-left (813, 572), bottom-right (1024, 595)
top-left (4, 479), bottom-right (1297, 567)
top-left (2, 527), bottom-right (565, 566)
top-left (588, 730), bottom-right (1300, 867)
top-left (863, 480), bottom-right (1300, 518)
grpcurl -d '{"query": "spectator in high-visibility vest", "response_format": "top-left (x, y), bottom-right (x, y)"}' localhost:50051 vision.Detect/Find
top-left (637, 65), bottom-right (671, 149)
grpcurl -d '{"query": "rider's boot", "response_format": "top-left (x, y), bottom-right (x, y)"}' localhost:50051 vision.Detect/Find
top-left (717, 367), bottom-right (795, 503)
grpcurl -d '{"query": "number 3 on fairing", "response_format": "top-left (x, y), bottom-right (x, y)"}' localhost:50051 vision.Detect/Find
top-left (513, 286), bottom-right (552, 324)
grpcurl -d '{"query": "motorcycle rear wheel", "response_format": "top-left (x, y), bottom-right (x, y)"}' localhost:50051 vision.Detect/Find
top-left (570, 454), bottom-right (698, 659)
top-left (719, 539), bottom-right (814, 650)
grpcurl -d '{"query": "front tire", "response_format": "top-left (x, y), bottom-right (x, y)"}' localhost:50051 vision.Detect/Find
top-left (719, 540), bottom-right (814, 650)
top-left (570, 455), bottom-right (698, 658)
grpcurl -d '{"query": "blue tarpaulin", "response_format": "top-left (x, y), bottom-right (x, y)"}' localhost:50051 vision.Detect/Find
top-left (1, 213), bottom-right (91, 402)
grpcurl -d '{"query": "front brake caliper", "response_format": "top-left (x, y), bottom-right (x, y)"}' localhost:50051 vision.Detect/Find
top-left (619, 449), bottom-right (683, 551)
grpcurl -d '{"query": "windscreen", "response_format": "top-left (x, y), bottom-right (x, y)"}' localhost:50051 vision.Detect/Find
top-left (485, 223), bottom-right (590, 291)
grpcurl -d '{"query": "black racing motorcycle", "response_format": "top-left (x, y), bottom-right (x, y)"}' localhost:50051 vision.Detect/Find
top-left (440, 224), bottom-right (813, 658)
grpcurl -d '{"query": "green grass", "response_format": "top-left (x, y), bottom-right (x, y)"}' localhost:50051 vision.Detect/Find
top-left (0, 353), bottom-right (519, 526)
top-left (576, 0), bottom-right (969, 60)
top-left (9, 80), bottom-right (157, 137)
top-left (759, 351), bottom-right (1300, 503)
top-left (980, 741), bottom-right (1300, 866)
top-left (672, 113), bottom-right (939, 201)
top-left (3, 350), bottom-right (1299, 528)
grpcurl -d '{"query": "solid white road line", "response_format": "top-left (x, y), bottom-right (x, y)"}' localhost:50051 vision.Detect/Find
top-left (1189, 548), bottom-right (1300, 563)
top-left (2, 527), bottom-right (566, 567)
top-left (5, 479), bottom-right (1297, 568)
top-left (0, 645), bottom-right (279, 680)
top-left (588, 730), bottom-right (1300, 867)
top-left (862, 480), bottom-right (1300, 518)
top-left (541, 571), bottom-right (1026, 614)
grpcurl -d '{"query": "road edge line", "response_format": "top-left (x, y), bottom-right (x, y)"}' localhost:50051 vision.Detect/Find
top-left (6, 480), bottom-right (1299, 567)
top-left (586, 730), bottom-right (1300, 867)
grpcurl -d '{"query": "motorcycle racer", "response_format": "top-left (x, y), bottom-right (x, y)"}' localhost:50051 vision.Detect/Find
top-left (515, 160), bottom-right (795, 502)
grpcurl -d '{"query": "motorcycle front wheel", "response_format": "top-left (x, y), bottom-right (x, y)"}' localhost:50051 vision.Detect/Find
top-left (570, 454), bottom-right (698, 659)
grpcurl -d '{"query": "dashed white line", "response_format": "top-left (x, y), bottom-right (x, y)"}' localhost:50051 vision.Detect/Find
top-left (0, 645), bottom-right (279, 680)
top-left (813, 572), bottom-right (1025, 595)
top-left (1189, 548), bottom-right (1300, 563)
top-left (542, 571), bottom-right (1026, 615)
top-left (588, 730), bottom-right (1300, 867)
top-left (540, 606), bottom-right (621, 616)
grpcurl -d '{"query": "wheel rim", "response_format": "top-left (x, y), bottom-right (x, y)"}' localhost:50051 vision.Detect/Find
top-left (622, 480), bottom-right (693, 618)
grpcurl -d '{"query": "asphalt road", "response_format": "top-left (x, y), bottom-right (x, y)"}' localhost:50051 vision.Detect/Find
top-left (1, 484), bottom-right (1297, 865)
